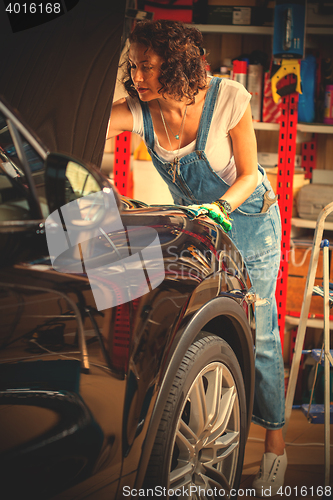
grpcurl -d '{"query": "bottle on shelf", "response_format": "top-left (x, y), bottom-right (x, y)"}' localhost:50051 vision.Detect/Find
top-left (232, 60), bottom-right (247, 88)
top-left (247, 64), bottom-right (263, 122)
top-left (213, 58), bottom-right (232, 79)
top-left (324, 84), bottom-right (333, 125)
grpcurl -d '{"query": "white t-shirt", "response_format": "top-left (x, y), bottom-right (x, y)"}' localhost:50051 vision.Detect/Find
top-left (127, 78), bottom-right (252, 186)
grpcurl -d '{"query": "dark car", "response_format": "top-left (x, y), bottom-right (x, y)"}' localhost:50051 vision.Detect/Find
top-left (0, 95), bottom-right (255, 499)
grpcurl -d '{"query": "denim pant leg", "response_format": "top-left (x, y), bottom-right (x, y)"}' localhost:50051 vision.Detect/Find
top-left (231, 201), bottom-right (285, 430)
top-left (246, 245), bottom-right (285, 430)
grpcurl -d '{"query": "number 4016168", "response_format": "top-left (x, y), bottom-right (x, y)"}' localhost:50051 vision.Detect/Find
top-left (277, 486), bottom-right (332, 497)
top-left (5, 3), bottom-right (61, 14)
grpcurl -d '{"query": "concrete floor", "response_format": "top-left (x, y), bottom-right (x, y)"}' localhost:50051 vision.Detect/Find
top-left (242, 408), bottom-right (332, 499)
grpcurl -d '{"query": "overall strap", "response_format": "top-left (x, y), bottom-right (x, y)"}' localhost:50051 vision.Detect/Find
top-left (139, 76), bottom-right (222, 152)
top-left (195, 77), bottom-right (222, 151)
top-left (140, 101), bottom-right (155, 150)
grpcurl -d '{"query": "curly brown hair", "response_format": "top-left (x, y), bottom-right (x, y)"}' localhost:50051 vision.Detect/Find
top-left (123, 19), bottom-right (207, 104)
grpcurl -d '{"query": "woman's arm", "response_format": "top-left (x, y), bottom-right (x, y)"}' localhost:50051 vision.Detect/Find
top-left (106, 98), bottom-right (134, 139)
top-left (219, 103), bottom-right (258, 211)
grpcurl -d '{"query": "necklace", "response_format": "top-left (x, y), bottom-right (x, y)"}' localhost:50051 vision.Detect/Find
top-left (158, 101), bottom-right (187, 141)
top-left (158, 101), bottom-right (188, 183)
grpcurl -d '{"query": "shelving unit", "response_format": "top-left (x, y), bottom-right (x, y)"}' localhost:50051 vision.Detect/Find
top-left (192, 22), bottom-right (333, 352)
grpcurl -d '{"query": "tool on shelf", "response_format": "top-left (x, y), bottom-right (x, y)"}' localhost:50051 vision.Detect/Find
top-left (271, 59), bottom-right (302, 103)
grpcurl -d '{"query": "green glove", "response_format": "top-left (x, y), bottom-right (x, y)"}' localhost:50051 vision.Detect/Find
top-left (185, 203), bottom-right (232, 232)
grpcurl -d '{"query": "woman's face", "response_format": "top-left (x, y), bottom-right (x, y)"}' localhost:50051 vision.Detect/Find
top-left (128, 43), bottom-right (164, 101)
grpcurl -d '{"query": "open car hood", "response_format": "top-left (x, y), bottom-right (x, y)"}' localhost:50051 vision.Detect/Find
top-left (0, 0), bottom-right (127, 168)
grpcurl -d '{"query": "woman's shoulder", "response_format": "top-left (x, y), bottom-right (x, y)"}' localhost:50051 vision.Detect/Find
top-left (125, 94), bottom-right (141, 110)
top-left (211, 77), bottom-right (251, 130)
top-left (216, 77), bottom-right (251, 98)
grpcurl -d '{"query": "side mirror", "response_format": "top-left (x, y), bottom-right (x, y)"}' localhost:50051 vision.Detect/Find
top-left (45, 153), bottom-right (107, 214)
top-left (44, 151), bottom-right (126, 276)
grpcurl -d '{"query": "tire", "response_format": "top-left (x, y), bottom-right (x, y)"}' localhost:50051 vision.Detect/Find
top-left (144, 334), bottom-right (247, 499)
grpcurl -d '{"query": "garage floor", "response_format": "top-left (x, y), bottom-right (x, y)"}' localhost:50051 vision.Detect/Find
top-left (241, 408), bottom-right (333, 499)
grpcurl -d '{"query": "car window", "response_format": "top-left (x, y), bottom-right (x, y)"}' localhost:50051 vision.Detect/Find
top-left (0, 152), bottom-right (32, 221)
top-left (0, 112), bottom-right (47, 221)
top-left (0, 113), bottom-right (44, 174)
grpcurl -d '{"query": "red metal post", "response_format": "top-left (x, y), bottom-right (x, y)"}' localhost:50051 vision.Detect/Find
top-left (301, 137), bottom-right (317, 180)
top-left (275, 74), bottom-right (299, 352)
top-left (114, 132), bottom-right (132, 196)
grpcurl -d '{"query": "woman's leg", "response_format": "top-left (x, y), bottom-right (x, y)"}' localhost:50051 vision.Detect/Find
top-left (229, 195), bottom-right (286, 495)
top-left (265, 428), bottom-right (285, 455)
top-left (246, 247), bottom-right (287, 497)
top-left (248, 252), bottom-right (285, 431)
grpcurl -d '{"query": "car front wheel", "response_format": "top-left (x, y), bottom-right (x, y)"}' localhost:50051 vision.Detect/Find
top-left (145, 334), bottom-right (247, 499)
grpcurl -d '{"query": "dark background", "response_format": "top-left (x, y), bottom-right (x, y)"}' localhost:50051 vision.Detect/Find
top-left (0, 0), bottom-right (126, 168)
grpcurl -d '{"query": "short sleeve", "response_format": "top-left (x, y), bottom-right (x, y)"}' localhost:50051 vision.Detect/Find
top-left (126, 96), bottom-right (144, 138)
top-left (215, 79), bottom-right (251, 133)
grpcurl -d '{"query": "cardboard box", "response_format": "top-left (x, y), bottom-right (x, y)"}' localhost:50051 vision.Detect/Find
top-left (297, 184), bottom-right (333, 222)
top-left (286, 238), bottom-right (333, 316)
top-left (141, 0), bottom-right (193, 23)
top-left (265, 167), bottom-right (310, 216)
top-left (207, 5), bottom-right (252, 24)
top-left (286, 276), bottom-right (325, 316)
top-left (307, 2), bottom-right (333, 25)
top-left (288, 246), bottom-right (323, 279)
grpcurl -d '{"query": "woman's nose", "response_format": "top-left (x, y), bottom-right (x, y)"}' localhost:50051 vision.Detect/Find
top-left (132, 68), bottom-right (143, 83)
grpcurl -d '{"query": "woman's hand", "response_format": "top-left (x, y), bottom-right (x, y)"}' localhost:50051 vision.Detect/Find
top-left (186, 203), bottom-right (232, 232)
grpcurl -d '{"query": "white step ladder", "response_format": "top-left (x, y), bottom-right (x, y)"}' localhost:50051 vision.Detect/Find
top-left (284, 201), bottom-right (333, 489)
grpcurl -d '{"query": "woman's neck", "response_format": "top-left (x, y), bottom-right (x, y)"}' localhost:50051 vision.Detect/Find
top-left (155, 97), bottom-right (189, 117)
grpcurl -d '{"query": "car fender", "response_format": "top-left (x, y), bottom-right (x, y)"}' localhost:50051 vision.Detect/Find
top-left (134, 294), bottom-right (255, 490)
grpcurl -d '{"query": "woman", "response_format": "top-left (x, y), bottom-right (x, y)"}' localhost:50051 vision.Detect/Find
top-left (108, 19), bottom-right (287, 496)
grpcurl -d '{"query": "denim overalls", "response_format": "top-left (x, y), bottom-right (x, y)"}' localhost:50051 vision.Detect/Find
top-left (140, 77), bottom-right (285, 430)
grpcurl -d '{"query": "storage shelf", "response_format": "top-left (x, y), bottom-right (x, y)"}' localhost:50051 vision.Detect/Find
top-left (193, 24), bottom-right (274, 35)
top-left (291, 217), bottom-right (333, 230)
top-left (297, 122), bottom-right (333, 134)
top-left (253, 122), bottom-right (279, 131)
top-left (286, 315), bottom-right (333, 329)
top-left (194, 24), bottom-right (333, 36)
top-left (253, 122), bottom-right (333, 134)
top-left (306, 26), bottom-right (333, 35)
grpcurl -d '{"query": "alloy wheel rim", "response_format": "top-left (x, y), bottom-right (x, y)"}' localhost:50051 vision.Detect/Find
top-left (168, 361), bottom-right (240, 498)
